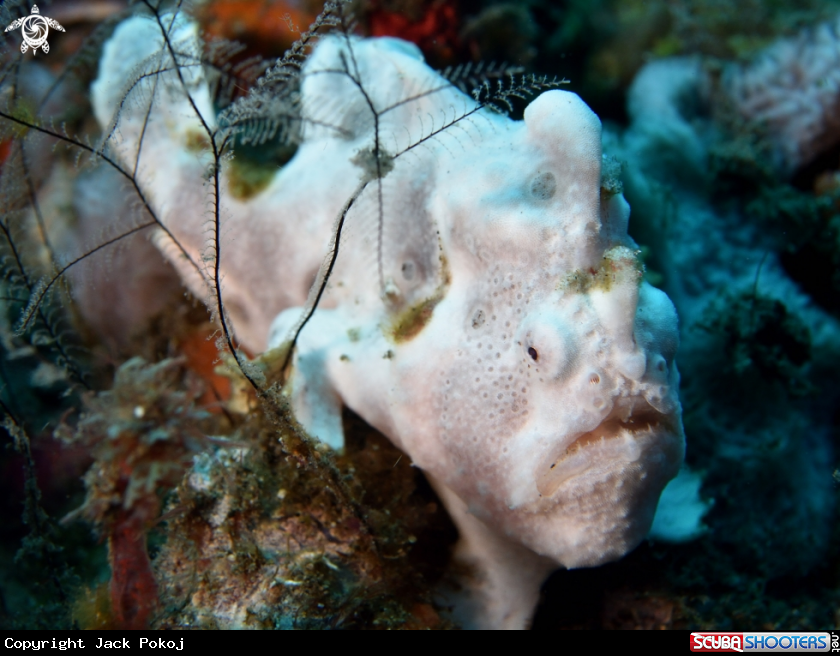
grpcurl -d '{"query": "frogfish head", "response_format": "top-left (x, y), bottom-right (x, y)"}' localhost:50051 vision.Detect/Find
top-left (395, 89), bottom-right (685, 568)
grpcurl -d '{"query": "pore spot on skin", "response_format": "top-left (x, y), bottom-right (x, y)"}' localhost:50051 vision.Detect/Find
top-left (529, 171), bottom-right (557, 200)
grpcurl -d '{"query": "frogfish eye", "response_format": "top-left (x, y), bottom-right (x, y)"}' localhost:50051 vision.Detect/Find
top-left (528, 346), bottom-right (539, 361)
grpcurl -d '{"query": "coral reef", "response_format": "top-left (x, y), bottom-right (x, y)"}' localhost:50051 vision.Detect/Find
top-left (59, 357), bottom-right (216, 629)
top-left (153, 405), bottom-right (455, 629)
top-left (608, 52), bottom-right (839, 582)
top-left (721, 12), bottom-right (840, 174)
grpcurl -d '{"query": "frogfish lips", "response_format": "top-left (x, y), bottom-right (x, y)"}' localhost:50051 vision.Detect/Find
top-left (525, 396), bottom-right (685, 568)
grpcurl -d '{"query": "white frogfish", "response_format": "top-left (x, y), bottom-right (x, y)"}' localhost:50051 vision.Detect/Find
top-left (92, 16), bottom-right (685, 629)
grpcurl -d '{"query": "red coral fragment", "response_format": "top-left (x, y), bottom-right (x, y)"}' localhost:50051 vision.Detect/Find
top-left (109, 510), bottom-right (158, 630)
top-left (369, 1), bottom-right (460, 66)
top-left (178, 327), bottom-right (232, 411)
top-left (0, 139), bottom-right (11, 166)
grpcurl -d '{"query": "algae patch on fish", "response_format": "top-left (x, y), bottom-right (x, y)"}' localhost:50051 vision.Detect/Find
top-left (386, 251), bottom-right (451, 343)
top-left (227, 157), bottom-right (278, 200)
top-left (184, 128), bottom-right (210, 152)
top-left (558, 246), bottom-right (644, 295)
top-left (388, 293), bottom-right (444, 343)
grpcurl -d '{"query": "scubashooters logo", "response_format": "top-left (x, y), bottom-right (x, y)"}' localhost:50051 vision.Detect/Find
top-left (4, 5), bottom-right (64, 54)
top-left (691, 632), bottom-right (833, 653)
